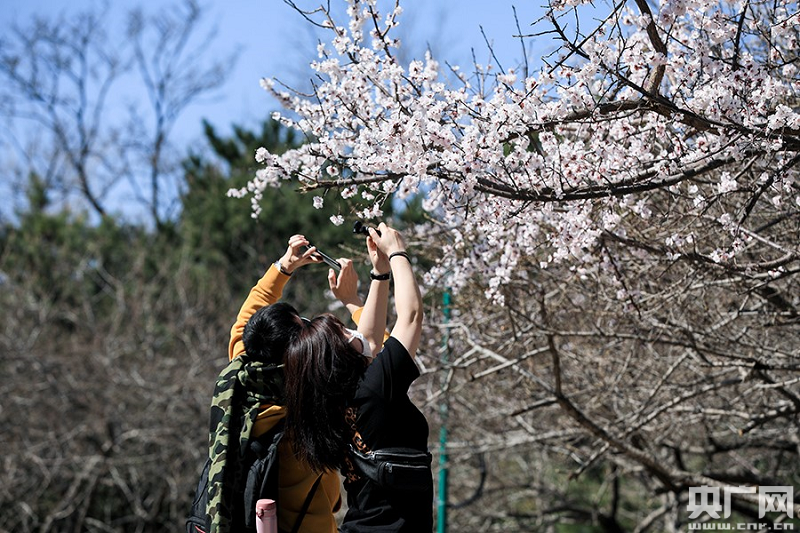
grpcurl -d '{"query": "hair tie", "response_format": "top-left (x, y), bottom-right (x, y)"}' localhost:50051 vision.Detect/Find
top-left (388, 251), bottom-right (410, 262)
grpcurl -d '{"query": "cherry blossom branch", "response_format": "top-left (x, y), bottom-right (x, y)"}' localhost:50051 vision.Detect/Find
top-left (631, 0), bottom-right (667, 94)
top-left (740, 152), bottom-right (800, 224)
top-left (471, 154), bottom-right (735, 202)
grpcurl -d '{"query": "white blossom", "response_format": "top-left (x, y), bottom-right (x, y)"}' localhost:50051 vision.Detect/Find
top-left (717, 172), bottom-right (738, 194)
top-left (238, 0), bottom-right (798, 305)
top-left (255, 147), bottom-right (270, 164)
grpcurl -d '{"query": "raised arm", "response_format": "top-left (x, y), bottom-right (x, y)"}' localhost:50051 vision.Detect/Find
top-left (355, 233), bottom-right (391, 356)
top-left (228, 234), bottom-right (320, 360)
top-left (369, 223), bottom-right (423, 358)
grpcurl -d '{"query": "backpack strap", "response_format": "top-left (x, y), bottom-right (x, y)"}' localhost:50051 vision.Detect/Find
top-left (289, 474), bottom-right (323, 533)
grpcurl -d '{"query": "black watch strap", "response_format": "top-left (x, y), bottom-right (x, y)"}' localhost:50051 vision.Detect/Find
top-left (274, 260), bottom-right (293, 276)
top-left (370, 270), bottom-right (391, 281)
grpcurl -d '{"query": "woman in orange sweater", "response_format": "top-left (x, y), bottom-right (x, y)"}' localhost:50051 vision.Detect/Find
top-left (208, 234), bottom-right (365, 533)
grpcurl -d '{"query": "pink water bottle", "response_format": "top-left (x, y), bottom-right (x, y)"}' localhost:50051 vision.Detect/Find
top-left (255, 499), bottom-right (277, 533)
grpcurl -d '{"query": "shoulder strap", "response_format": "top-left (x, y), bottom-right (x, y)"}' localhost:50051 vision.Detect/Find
top-left (243, 421), bottom-right (286, 531)
top-left (289, 474), bottom-right (323, 533)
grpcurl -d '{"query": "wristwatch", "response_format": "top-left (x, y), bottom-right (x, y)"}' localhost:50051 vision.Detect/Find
top-left (274, 260), bottom-right (293, 276)
top-left (369, 270), bottom-right (391, 281)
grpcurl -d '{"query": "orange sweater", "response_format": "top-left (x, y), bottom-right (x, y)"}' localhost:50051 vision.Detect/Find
top-left (228, 264), bottom-right (341, 533)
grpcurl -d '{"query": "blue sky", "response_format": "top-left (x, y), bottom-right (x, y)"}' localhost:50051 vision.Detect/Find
top-left (1, 1), bottom-right (555, 220)
top-left (2, 0), bottom-right (551, 145)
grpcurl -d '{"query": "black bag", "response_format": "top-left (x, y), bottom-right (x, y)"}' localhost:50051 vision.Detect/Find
top-left (186, 421), bottom-right (321, 533)
top-left (348, 445), bottom-right (432, 491)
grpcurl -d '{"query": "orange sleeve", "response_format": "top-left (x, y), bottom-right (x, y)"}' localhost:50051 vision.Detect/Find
top-left (228, 264), bottom-right (291, 360)
top-left (350, 307), bottom-right (390, 343)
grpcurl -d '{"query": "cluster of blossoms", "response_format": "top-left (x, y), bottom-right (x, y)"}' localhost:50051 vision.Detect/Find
top-left (230, 0), bottom-right (799, 303)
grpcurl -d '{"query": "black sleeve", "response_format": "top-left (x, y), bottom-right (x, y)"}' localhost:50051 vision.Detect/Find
top-left (361, 337), bottom-right (420, 402)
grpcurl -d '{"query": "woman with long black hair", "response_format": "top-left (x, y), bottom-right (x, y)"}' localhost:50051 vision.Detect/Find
top-left (283, 222), bottom-right (433, 532)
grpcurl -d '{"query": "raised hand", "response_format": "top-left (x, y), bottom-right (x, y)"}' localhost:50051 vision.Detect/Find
top-left (278, 234), bottom-right (322, 274)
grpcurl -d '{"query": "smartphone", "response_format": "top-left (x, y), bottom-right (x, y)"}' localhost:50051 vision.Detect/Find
top-left (353, 220), bottom-right (381, 236)
top-left (304, 245), bottom-right (341, 271)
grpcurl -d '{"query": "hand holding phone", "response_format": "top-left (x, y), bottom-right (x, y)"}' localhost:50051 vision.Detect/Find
top-left (304, 245), bottom-right (342, 271)
top-left (353, 220), bottom-right (381, 237)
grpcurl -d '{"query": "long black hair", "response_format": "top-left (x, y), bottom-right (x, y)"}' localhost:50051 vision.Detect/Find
top-left (283, 314), bottom-right (366, 472)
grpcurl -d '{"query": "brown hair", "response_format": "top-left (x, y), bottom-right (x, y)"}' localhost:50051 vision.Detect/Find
top-left (283, 314), bottom-right (366, 472)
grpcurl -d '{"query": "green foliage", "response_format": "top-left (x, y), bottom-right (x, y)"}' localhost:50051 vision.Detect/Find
top-left (179, 119), bottom-right (367, 313)
top-left (1, 174), bottom-right (137, 331)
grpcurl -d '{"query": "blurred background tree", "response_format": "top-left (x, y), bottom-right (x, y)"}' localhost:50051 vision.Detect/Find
top-left (0, 0), bottom-right (233, 228)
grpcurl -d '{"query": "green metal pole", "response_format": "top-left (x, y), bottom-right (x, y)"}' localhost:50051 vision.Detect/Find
top-left (437, 290), bottom-right (451, 533)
